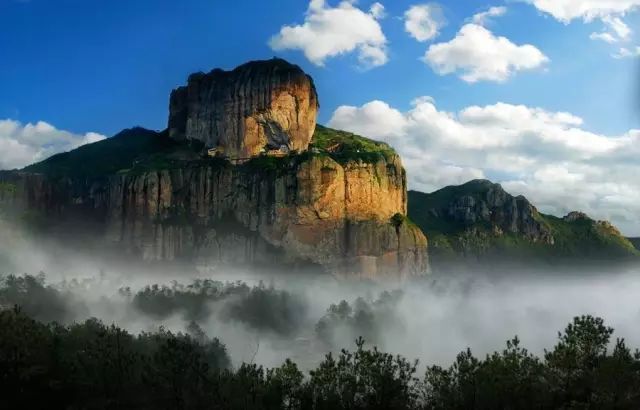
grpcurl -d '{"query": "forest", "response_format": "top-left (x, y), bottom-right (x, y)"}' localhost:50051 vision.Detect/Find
top-left (2, 273), bottom-right (640, 409)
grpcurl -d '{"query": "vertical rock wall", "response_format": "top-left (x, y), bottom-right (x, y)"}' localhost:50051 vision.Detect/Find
top-left (1, 155), bottom-right (428, 279)
top-left (168, 59), bottom-right (319, 159)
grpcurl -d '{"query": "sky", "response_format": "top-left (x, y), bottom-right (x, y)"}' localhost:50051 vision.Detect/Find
top-left (1, 0), bottom-right (640, 235)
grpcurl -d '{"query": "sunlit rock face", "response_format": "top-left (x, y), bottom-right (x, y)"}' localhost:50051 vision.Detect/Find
top-left (0, 154), bottom-right (428, 280)
top-left (168, 58), bottom-right (319, 159)
top-left (0, 58), bottom-right (429, 280)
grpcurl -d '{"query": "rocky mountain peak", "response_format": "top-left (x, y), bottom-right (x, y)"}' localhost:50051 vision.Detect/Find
top-left (168, 58), bottom-right (319, 159)
top-left (410, 179), bottom-right (554, 244)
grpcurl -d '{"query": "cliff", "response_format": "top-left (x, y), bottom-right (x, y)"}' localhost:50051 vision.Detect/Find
top-left (408, 179), bottom-right (638, 271)
top-left (0, 58), bottom-right (428, 279)
top-left (2, 126), bottom-right (427, 279)
top-left (168, 58), bottom-right (319, 159)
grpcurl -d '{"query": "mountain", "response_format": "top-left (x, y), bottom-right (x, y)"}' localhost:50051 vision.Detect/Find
top-left (630, 238), bottom-right (640, 251)
top-left (408, 179), bottom-right (639, 271)
top-left (0, 59), bottom-right (427, 279)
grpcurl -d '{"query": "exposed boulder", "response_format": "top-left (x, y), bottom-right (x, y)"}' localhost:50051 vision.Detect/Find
top-left (563, 211), bottom-right (590, 222)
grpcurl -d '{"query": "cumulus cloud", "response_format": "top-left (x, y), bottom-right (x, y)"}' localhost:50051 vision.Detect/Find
top-left (404, 3), bottom-right (445, 42)
top-left (269, 0), bottom-right (388, 68)
top-left (329, 98), bottom-right (640, 235)
top-left (531, 0), bottom-right (637, 51)
top-left (0, 119), bottom-right (106, 170)
top-left (423, 18), bottom-right (549, 82)
top-left (528, 0), bottom-right (640, 23)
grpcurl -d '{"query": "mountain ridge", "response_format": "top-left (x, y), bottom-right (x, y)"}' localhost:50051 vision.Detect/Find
top-left (408, 179), bottom-right (638, 271)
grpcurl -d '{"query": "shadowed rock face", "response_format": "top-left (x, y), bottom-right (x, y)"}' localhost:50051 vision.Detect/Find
top-left (168, 58), bottom-right (319, 159)
top-left (441, 180), bottom-right (554, 243)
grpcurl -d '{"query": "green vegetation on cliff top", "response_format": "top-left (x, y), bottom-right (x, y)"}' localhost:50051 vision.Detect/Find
top-left (311, 124), bottom-right (396, 164)
top-left (19, 125), bottom-right (397, 179)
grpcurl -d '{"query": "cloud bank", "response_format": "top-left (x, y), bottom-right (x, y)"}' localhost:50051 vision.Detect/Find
top-left (329, 98), bottom-right (640, 235)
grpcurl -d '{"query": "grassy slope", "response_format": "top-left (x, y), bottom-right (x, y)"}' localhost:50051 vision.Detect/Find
top-left (310, 125), bottom-right (396, 164)
top-left (408, 184), bottom-right (639, 263)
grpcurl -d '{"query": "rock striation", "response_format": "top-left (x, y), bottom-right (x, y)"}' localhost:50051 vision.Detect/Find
top-left (168, 58), bottom-right (319, 159)
top-left (2, 152), bottom-right (427, 279)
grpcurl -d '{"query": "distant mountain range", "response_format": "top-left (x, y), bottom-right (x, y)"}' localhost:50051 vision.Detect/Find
top-left (408, 180), bottom-right (639, 272)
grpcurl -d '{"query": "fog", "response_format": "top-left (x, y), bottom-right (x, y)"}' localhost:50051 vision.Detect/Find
top-left (2, 218), bottom-right (640, 370)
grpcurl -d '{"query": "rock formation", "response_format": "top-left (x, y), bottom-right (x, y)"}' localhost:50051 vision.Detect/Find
top-left (0, 58), bottom-right (428, 279)
top-left (3, 152), bottom-right (427, 279)
top-left (412, 179), bottom-right (554, 244)
top-left (168, 58), bottom-right (319, 159)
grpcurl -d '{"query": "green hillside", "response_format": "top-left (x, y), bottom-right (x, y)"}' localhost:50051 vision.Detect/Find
top-left (311, 125), bottom-right (396, 164)
top-left (408, 180), bottom-right (639, 269)
top-left (22, 127), bottom-right (178, 178)
top-left (20, 125), bottom-right (397, 180)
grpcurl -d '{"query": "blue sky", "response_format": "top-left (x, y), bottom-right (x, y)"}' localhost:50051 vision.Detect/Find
top-left (1, 0), bottom-right (638, 135)
top-left (1, 0), bottom-right (640, 234)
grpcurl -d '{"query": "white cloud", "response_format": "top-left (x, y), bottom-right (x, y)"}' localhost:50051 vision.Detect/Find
top-left (531, 0), bottom-right (637, 53)
top-left (269, 0), bottom-right (388, 68)
top-left (471, 6), bottom-right (507, 25)
top-left (404, 3), bottom-right (445, 42)
top-left (423, 22), bottom-right (549, 82)
top-left (603, 16), bottom-right (632, 39)
top-left (590, 16), bottom-right (632, 43)
top-left (590, 31), bottom-right (617, 43)
top-left (370, 2), bottom-right (386, 19)
top-left (612, 46), bottom-right (640, 58)
top-left (0, 119), bottom-right (105, 170)
top-left (528, 0), bottom-right (640, 23)
top-left (329, 98), bottom-right (640, 235)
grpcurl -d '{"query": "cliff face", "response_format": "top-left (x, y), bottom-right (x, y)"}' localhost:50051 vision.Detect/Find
top-left (0, 58), bottom-right (428, 279)
top-left (168, 59), bottom-right (319, 159)
top-left (2, 152), bottom-right (427, 279)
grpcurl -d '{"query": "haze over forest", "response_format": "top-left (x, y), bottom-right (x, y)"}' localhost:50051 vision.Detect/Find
top-left (2, 0), bottom-right (640, 409)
